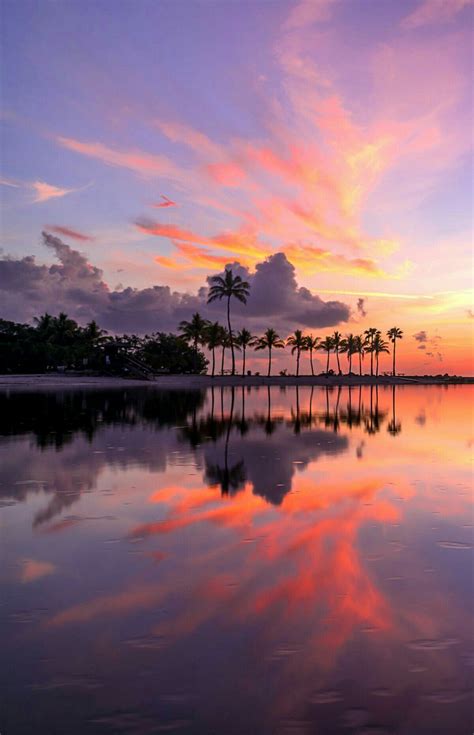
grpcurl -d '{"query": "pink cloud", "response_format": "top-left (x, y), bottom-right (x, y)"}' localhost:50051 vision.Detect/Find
top-left (46, 225), bottom-right (94, 242)
top-left (31, 180), bottom-right (89, 203)
top-left (152, 194), bottom-right (177, 208)
top-left (56, 136), bottom-right (183, 180)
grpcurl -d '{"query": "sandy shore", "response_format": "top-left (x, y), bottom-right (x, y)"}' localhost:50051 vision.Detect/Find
top-left (0, 373), bottom-right (471, 391)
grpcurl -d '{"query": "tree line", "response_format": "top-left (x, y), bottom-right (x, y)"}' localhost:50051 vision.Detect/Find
top-left (0, 268), bottom-right (403, 376)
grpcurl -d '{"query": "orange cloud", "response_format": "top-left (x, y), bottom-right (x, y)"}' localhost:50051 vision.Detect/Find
top-left (21, 558), bottom-right (56, 583)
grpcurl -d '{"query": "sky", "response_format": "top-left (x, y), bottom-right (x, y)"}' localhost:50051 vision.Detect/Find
top-left (0, 0), bottom-right (473, 374)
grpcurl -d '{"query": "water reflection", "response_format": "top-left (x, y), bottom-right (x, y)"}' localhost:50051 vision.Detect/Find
top-left (0, 385), bottom-right (472, 735)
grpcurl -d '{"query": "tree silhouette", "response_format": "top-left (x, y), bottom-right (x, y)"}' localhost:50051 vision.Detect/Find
top-left (207, 269), bottom-right (250, 376)
top-left (255, 328), bottom-right (285, 376)
top-left (236, 327), bottom-right (257, 376)
top-left (205, 321), bottom-right (224, 377)
top-left (287, 329), bottom-right (307, 377)
top-left (318, 336), bottom-right (334, 374)
top-left (353, 335), bottom-right (365, 376)
top-left (387, 327), bottom-right (403, 376)
top-left (332, 331), bottom-right (343, 375)
top-left (179, 312), bottom-right (208, 356)
top-left (304, 335), bottom-right (319, 376)
top-left (340, 333), bottom-right (357, 375)
top-left (364, 328), bottom-right (379, 376)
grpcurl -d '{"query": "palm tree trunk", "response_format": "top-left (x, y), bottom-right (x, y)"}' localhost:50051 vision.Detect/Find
top-left (227, 296), bottom-right (235, 376)
top-left (376, 353), bottom-right (379, 377)
top-left (348, 353), bottom-right (352, 374)
top-left (370, 349), bottom-right (373, 376)
top-left (392, 340), bottom-right (396, 376)
top-left (212, 348), bottom-right (215, 377)
top-left (310, 349), bottom-right (314, 376)
top-left (359, 352), bottom-right (362, 376)
top-left (268, 347), bottom-right (272, 377)
top-left (242, 347), bottom-right (246, 376)
top-left (336, 349), bottom-right (341, 374)
top-left (296, 351), bottom-right (300, 377)
top-left (326, 350), bottom-right (330, 374)
top-left (221, 346), bottom-right (225, 375)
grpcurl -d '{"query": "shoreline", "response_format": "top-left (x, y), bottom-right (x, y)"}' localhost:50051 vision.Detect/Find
top-left (0, 373), bottom-right (472, 391)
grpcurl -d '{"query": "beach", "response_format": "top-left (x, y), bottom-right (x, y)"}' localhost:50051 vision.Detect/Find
top-left (0, 373), bottom-right (471, 390)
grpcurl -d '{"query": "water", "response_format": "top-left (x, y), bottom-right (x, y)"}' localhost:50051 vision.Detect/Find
top-left (0, 385), bottom-right (472, 734)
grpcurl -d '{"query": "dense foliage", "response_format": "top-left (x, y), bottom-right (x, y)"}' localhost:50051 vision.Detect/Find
top-left (0, 314), bottom-right (208, 375)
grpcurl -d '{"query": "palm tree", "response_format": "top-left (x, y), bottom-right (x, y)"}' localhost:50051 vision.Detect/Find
top-left (364, 328), bottom-right (380, 376)
top-left (207, 269), bottom-right (250, 375)
top-left (255, 328), bottom-right (285, 376)
top-left (236, 328), bottom-right (257, 376)
top-left (83, 320), bottom-right (107, 346)
top-left (352, 335), bottom-right (365, 376)
top-left (34, 312), bottom-right (54, 337)
top-left (332, 331), bottom-right (343, 375)
top-left (205, 321), bottom-right (224, 377)
top-left (387, 327), bottom-right (403, 376)
top-left (179, 312), bottom-right (208, 353)
top-left (286, 329), bottom-right (307, 376)
top-left (341, 333), bottom-right (357, 375)
top-left (304, 335), bottom-right (319, 376)
top-left (369, 333), bottom-right (390, 376)
top-left (318, 336), bottom-right (334, 374)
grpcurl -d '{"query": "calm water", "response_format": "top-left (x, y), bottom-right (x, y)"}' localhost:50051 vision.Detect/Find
top-left (0, 385), bottom-right (472, 735)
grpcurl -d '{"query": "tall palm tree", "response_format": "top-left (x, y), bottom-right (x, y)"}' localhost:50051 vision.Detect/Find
top-left (304, 334), bottom-right (319, 376)
top-left (318, 336), bottom-right (334, 374)
top-left (387, 327), bottom-right (403, 376)
top-left (369, 333), bottom-right (390, 376)
top-left (207, 269), bottom-right (250, 375)
top-left (205, 321), bottom-right (224, 377)
top-left (236, 327), bottom-right (257, 376)
top-left (255, 328), bottom-right (285, 376)
top-left (332, 331), bottom-right (343, 375)
top-left (364, 328), bottom-right (380, 376)
top-left (286, 329), bottom-right (306, 376)
top-left (353, 335), bottom-right (365, 376)
top-left (340, 333), bottom-right (357, 375)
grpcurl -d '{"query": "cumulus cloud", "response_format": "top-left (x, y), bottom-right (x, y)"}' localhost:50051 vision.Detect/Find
top-left (0, 233), bottom-right (350, 335)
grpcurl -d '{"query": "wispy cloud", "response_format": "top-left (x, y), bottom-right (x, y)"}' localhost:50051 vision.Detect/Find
top-left (152, 195), bottom-right (177, 208)
top-left (401, 0), bottom-right (473, 30)
top-left (46, 225), bottom-right (94, 241)
top-left (31, 180), bottom-right (91, 203)
top-left (56, 136), bottom-right (184, 181)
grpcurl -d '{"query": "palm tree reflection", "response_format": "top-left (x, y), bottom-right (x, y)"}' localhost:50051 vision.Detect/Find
top-left (387, 385), bottom-right (402, 436)
top-left (205, 387), bottom-right (247, 496)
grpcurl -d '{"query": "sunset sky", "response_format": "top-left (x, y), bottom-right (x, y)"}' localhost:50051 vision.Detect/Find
top-left (1, 0), bottom-right (473, 374)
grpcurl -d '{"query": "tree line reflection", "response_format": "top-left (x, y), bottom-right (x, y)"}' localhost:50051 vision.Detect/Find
top-left (0, 384), bottom-right (401, 448)
top-left (0, 385), bottom-right (403, 520)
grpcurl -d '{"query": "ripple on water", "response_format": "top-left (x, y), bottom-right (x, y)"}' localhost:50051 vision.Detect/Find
top-left (308, 689), bottom-right (343, 704)
top-left (436, 541), bottom-right (472, 549)
top-left (406, 637), bottom-right (459, 651)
